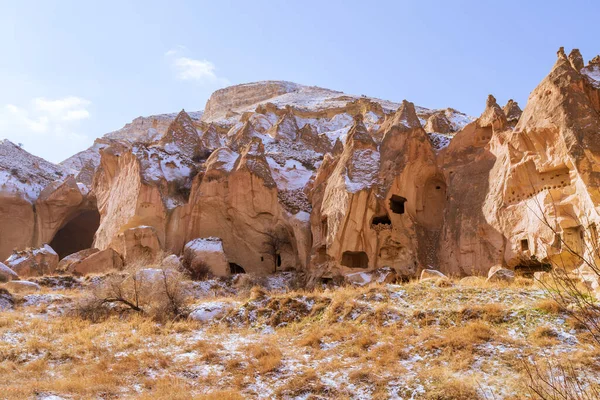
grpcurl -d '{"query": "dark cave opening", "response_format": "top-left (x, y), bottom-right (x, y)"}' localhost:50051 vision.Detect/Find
top-left (341, 251), bottom-right (369, 269)
top-left (229, 263), bottom-right (246, 274)
top-left (49, 209), bottom-right (100, 259)
top-left (372, 214), bottom-right (392, 226)
top-left (514, 258), bottom-right (552, 277)
top-left (389, 195), bottom-right (407, 214)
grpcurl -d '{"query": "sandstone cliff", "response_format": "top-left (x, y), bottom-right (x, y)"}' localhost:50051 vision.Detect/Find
top-left (2, 48), bottom-right (599, 282)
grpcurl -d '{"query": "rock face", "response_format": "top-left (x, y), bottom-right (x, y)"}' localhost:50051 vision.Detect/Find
top-left (2, 48), bottom-right (600, 283)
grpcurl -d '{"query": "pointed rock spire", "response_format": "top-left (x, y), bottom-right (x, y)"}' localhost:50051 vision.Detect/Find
top-left (478, 95), bottom-right (507, 131)
top-left (159, 109), bottom-right (202, 158)
top-left (235, 137), bottom-right (276, 188)
top-left (346, 114), bottom-right (375, 146)
top-left (503, 99), bottom-right (522, 123)
top-left (424, 112), bottom-right (451, 133)
top-left (390, 100), bottom-right (422, 130)
top-left (568, 49), bottom-right (584, 71)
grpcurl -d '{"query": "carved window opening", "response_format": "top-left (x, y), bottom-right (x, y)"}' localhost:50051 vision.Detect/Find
top-left (341, 251), bottom-right (369, 269)
top-left (520, 239), bottom-right (529, 252)
top-left (389, 195), bottom-right (407, 214)
top-left (276, 254), bottom-right (282, 267)
top-left (229, 263), bottom-right (246, 274)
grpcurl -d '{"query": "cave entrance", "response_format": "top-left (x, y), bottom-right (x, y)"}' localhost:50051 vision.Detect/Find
top-left (49, 209), bottom-right (100, 259)
top-left (341, 251), bottom-right (369, 269)
top-left (389, 195), bottom-right (406, 214)
top-left (229, 263), bottom-right (246, 274)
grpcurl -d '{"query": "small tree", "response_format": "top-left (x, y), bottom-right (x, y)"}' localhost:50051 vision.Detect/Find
top-left (262, 228), bottom-right (291, 273)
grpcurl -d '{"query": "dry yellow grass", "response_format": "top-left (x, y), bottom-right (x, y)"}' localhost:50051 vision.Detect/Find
top-left (0, 273), bottom-right (597, 398)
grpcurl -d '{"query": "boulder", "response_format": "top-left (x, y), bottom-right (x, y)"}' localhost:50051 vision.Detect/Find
top-left (5, 244), bottom-right (58, 277)
top-left (4, 280), bottom-right (41, 293)
top-left (70, 249), bottom-right (124, 276)
top-left (56, 248), bottom-right (100, 273)
top-left (420, 269), bottom-right (447, 281)
top-left (0, 262), bottom-right (19, 282)
top-left (486, 266), bottom-right (515, 283)
top-left (183, 237), bottom-right (229, 277)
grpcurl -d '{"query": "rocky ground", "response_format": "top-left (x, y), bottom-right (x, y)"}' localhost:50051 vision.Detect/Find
top-left (1, 272), bottom-right (598, 400)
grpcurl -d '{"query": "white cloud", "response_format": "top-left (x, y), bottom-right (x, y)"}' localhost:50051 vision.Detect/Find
top-left (33, 96), bottom-right (91, 120)
top-left (165, 47), bottom-right (229, 86)
top-left (0, 96), bottom-right (92, 162)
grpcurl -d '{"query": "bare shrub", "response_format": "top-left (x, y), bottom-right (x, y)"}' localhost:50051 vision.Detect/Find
top-left (524, 360), bottom-right (600, 400)
top-left (181, 249), bottom-right (213, 281)
top-left (76, 262), bottom-right (189, 323)
top-left (523, 193), bottom-right (600, 398)
top-left (262, 228), bottom-right (291, 272)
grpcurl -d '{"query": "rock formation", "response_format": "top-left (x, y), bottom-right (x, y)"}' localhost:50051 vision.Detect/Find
top-left (1, 48), bottom-right (599, 282)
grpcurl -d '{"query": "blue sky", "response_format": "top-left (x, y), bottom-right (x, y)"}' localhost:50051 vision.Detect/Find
top-left (1, 0), bottom-right (598, 163)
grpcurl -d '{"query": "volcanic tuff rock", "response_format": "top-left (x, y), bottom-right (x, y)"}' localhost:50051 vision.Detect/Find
top-left (1, 48), bottom-right (600, 282)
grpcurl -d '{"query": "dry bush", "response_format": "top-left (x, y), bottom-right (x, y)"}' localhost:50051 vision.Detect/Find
top-left (244, 341), bottom-right (282, 373)
top-left (535, 298), bottom-right (564, 314)
top-left (459, 303), bottom-right (507, 324)
top-left (426, 321), bottom-right (494, 353)
top-left (76, 262), bottom-right (189, 323)
top-left (181, 250), bottom-right (213, 280)
top-left (529, 326), bottom-right (560, 346)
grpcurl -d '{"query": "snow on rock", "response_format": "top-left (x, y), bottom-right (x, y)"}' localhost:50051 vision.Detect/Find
top-left (345, 148), bottom-right (380, 193)
top-left (133, 145), bottom-right (195, 187)
top-left (0, 140), bottom-right (69, 202)
top-left (189, 301), bottom-right (236, 322)
top-left (445, 109), bottom-right (475, 131)
top-left (267, 157), bottom-right (313, 191)
top-left (582, 64), bottom-right (600, 88)
top-left (185, 237), bottom-right (225, 253)
top-left (428, 133), bottom-right (454, 151)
